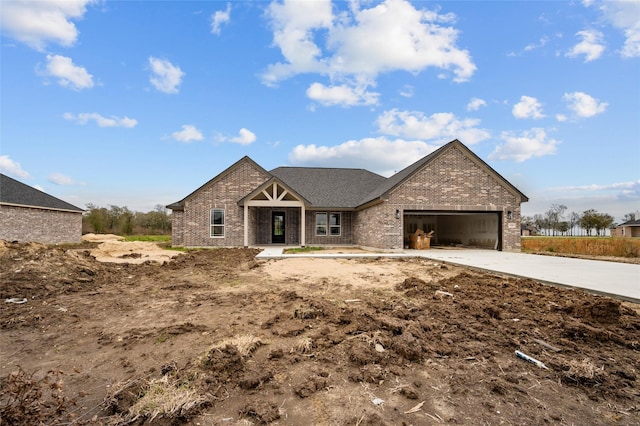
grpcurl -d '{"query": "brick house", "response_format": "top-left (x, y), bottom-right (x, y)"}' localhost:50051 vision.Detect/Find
top-left (611, 219), bottom-right (640, 238)
top-left (167, 139), bottom-right (528, 251)
top-left (0, 174), bottom-right (83, 244)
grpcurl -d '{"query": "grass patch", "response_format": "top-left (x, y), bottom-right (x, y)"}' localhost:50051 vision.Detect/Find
top-left (522, 237), bottom-right (640, 258)
top-left (127, 376), bottom-right (208, 423)
top-left (284, 246), bottom-right (325, 254)
top-left (124, 235), bottom-right (171, 243)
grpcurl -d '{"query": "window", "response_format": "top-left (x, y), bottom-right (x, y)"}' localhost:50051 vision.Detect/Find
top-left (316, 212), bottom-right (327, 236)
top-left (316, 212), bottom-right (341, 236)
top-left (211, 209), bottom-right (225, 237)
top-left (330, 213), bottom-right (341, 236)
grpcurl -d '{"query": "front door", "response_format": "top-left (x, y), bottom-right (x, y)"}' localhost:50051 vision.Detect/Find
top-left (272, 211), bottom-right (285, 244)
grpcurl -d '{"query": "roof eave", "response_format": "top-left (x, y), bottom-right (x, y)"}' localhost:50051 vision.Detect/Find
top-left (0, 202), bottom-right (84, 213)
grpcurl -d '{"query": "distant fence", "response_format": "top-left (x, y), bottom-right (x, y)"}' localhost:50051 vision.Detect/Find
top-left (522, 237), bottom-right (640, 258)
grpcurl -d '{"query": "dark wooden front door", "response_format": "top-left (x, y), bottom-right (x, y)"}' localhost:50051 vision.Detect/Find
top-left (272, 212), bottom-right (285, 244)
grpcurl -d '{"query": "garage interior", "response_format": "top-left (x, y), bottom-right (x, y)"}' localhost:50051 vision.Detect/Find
top-left (404, 211), bottom-right (502, 250)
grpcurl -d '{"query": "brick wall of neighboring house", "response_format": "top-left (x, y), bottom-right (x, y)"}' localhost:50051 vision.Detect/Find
top-left (354, 145), bottom-right (524, 251)
top-left (0, 205), bottom-right (82, 244)
top-left (305, 211), bottom-right (353, 246)
top-left (178, 159), bottom-right (271, 247)
top-left (171, 210), bottom-right (184, 246)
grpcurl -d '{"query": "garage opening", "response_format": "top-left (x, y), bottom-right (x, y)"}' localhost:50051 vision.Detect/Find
top-left (403, 211), bottom-right (502, 250)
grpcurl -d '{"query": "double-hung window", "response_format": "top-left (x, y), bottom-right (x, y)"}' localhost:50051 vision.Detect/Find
top-left (316, 212), bottom-right (341, 236)
top-left (329, 212), bottom-right (341, 236)
top-left (316, 212), bottom-right (327, 236)
top-left (211, 209), bottom-right (225, 237)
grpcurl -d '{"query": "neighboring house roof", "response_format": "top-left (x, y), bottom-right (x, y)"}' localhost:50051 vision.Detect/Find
top-left (617, 219), bottom-right (640, 226)
top-left (0, 174), bottom-right (83, 212)
top-left (167, 139), bottom-right (529, 210)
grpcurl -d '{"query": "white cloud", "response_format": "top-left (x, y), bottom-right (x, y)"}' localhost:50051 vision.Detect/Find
top-left (41, 54), bottom-right (94, 90)
top-left (48, 172), bottom-right (75, 186)
top-left (211, 3), bottom-right (231, 35)
top-left (489, 128), bottom-right (559, 163)
top-left (550, 180), bottom-right (640, 203)
top-left (0, 155), bottom-right (30, 179)
top-left (524, 36), bottom-right (550, 52)
top-left (566, 29), bottom-right (605, 62)
top-left (512, 96), bottom-right (545, 119)
top-left (288, 137), bottom-right (439, 177)
top-left (399, 85), bottom-right (414, 98)
top-left (467, 97), bottom-right (487, 111)
top-left (230, 128), bottom-right (257, 145)
top-left (171, 125), bottom-right (204, 143)
top-left (592, 0), bottom-right (640, 58)
top-left (376, 109), bottom-right (490, 145)
top-left (262, 0), bottom-right (476, 97)
top-left (563, 91), bottom-right (608, 117)
top-left (556, 114), bottom-right (568, 122)
top-left (306, 81), bottom-right (379, 106)
top-left (148, 57), bottom-right (185, 94)
top-left (0, 0), bottom-right (97, 51)
top-left (63, 112), bottom-right (137, 128)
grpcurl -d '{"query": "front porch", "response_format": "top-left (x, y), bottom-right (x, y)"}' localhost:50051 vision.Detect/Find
top-left (241, 179), bottom-right (354, 247)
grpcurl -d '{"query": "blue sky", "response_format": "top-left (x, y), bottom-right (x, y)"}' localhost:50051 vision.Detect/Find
top-left (1, 0), bottom-right (638, 221)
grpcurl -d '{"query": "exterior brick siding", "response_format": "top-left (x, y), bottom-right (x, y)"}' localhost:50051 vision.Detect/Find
top-left (173, 159), bottom-right (270, 247)
top-left (354, 145), bottom-right (523, 251)
top-left (0, 205), bottom-right (82, 244)
top-left (172, 144), bottom-right (525, 251)
top-left (305, 211), bottom-right (353, 245)
top-left (256, 207), bottom-right (301, 245)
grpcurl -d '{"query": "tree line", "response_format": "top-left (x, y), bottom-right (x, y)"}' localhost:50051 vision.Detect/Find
top-left (522, 205), bottom-right (636, 237)
top-left (82, 204), bottom-right (171, 235)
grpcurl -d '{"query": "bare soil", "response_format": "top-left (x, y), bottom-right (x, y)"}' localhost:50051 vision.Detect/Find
top-left (1, 238), bottom-right (638, 425)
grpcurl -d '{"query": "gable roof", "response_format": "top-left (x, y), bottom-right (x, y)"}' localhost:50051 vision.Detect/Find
top-left (167, 139), bottom-right (528, 210)
top-left (618, 219), bottom-right (640, 226)
top-left (0, 174), bottom-right (83, 212)
top-left (238, 176), bottom-right (312, 206)
top-left (166, 156), bottom-right (270, 210)
top-left (269, 167), bottom-right (386, 208)
top-left (359, 139), bottom-right (529, 206)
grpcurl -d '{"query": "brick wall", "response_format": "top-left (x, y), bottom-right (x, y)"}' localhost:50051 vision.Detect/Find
top-left (305, 211), bottom-right (353, 245)
top-left (354, 145), bottom-right (524, 251)
top-left (0, 205), bottom-right (82, 244)
top-left (171, 210), bottom-right (184, 245)
top-left (256, 207), bottom-right (301, 245)
top-left (176, 159), bottom-right (271, 247)
top-left (353, 203), bottom-right (401, 250)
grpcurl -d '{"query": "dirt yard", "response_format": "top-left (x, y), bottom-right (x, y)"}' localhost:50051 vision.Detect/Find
top-left (1, 237), bottom-right (638, 425)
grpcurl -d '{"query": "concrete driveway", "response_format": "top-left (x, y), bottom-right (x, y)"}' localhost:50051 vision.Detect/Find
top-left (412, 248), bottom-right (640, 303)
top-left (257, 247), bottom-right (640, 303)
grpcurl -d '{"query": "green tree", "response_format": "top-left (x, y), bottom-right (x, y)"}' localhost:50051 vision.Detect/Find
top-left (83, 203), bottom-right (108, 234)
top-left (594, 213), bottom-right (614, 236)
top-left (580, 209), bottom-right (598, 236)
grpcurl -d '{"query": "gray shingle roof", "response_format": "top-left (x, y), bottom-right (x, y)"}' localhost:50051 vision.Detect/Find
top-left (269, 167), bottom-right (386, 208)
top-left (169, 139), bottom-right (528, 210)
top-left (0, 174), bottom-right (83, 212)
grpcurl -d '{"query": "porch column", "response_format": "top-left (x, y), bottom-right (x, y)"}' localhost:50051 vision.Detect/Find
top-left (244, 204), bottom-right (248, 247)
top-left (301, 205), bottom-right (306, 246)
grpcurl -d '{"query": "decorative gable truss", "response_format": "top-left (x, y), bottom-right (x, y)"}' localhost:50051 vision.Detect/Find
top-left (239, 178), bottom-right (308, 247)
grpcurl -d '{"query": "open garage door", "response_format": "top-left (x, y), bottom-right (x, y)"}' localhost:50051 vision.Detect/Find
top-left (404, 211), bottom-right (502, 250)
